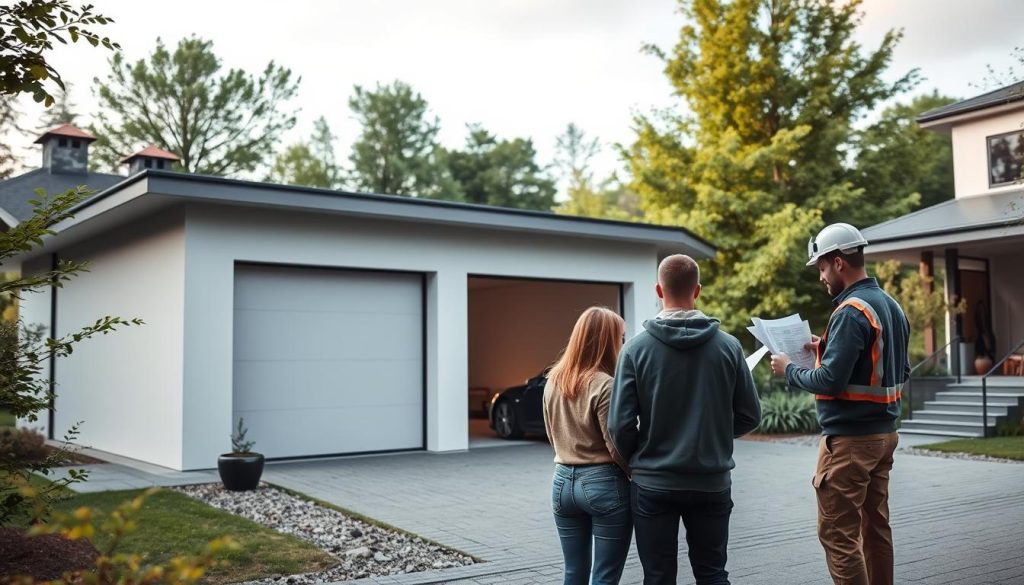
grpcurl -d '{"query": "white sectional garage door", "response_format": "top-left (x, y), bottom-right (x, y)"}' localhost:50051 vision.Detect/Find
top-left (233, 264), bottom-right (423, 458)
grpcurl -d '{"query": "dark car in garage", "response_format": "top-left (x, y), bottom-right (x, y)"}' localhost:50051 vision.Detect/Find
top-left (488, 369), bottom-right (549, 439)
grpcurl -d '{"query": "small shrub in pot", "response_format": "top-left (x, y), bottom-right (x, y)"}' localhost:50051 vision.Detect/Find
top-left (217, 418), bottom-right (264, 491)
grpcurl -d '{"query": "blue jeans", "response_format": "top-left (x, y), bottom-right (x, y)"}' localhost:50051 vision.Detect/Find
top-left (552, 463), bottom-right (633, 585)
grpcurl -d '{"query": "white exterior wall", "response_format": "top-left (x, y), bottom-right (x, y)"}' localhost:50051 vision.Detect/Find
top-left (950, 108), bottom-right (1024, 198)
top-left (181, 204), bottom-right (659, 470)
top-left (17, 256), bottom-right (55, 437)
top-left (45, 210), bottom-right (186, 468)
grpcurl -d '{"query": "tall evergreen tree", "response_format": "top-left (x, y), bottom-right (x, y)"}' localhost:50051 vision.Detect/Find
top-left (36, 83), bottom-right (79, 131)
top-left (268, 116), bottom-right (340, 189)
top-left (628, 0), bottom-right (916, 333)
top-left (446, 125), bottom-right (556, 210)
top-left (554, 123), bottom-right (638, 219)
top-left (0, 97), bottom-right (21, 179)
top-left (91, 36), bottom-right (300, 176)
top-left (347, 80), bottom-right (459, 199)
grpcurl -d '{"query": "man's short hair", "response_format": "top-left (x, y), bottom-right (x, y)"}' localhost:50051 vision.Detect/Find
top-left (821, 248), bottom-right (865, 268)
top-left (658, 254), bottom-right (700, 297)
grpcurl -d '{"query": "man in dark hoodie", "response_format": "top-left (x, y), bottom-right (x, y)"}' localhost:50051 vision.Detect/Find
top-left (609, 254), bottom-right (761, 585)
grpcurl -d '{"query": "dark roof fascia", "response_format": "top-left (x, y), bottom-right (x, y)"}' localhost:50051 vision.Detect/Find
top-left (70, 170), bottom-right (718, 255)
top-left (866, 216), bottom-right (1022, 245)
top-left (917, 82), bottom-right (1024, 124)
top-left (863, 189), bottom-right (1024, 245)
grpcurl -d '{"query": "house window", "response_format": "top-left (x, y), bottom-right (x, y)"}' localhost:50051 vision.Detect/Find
top-left (987, 130), bottom-right (1024, 187)
top-left (157, 160), bottom-right (165, 169)
top-left (144, 159), bottom-right (152, 168)
top-left (58, 138), bottom-right (67, 147)
top-left (72, 139), bottom-right (81, 148)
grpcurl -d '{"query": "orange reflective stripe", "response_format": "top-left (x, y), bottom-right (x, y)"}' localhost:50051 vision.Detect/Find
top-left (816, 389), bottom-right (902, 403)
top-left (835, 298), bottom-right (884, 386)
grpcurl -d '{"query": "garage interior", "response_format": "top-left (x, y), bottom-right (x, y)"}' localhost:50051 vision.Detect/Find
top-left (467, 276), bottom-right (622, 447)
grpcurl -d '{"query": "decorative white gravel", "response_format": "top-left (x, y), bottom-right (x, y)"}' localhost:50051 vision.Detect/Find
top-left (173, 483), bottom-right (475, 583)
top-left (752, 433), bottom-right (1022, 464)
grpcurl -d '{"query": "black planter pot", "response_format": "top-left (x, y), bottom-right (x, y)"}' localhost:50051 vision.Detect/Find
top-left (217, 452), bottom-right (265, 491)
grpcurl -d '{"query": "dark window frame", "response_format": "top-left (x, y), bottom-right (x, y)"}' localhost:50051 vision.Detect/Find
top-left (986, 129), bottom-right (1024, 188)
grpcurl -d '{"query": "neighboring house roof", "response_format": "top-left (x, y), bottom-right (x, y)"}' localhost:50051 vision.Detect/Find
top-left (0, 168), bottom-right (124, 227)
top-left (862, 189), bottom-right (1024, 245)
top-left (34, 124), bottom-right (97, 143)
top-left (120, 145), bottom-right (180, 163)
top-left (917, 81), bottom-right (1024, 125)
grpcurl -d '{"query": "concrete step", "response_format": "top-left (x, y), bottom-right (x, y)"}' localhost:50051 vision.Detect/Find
top-left (910, 410), bottom-right (1005, 425)
top-left (899, 419), bottom-right (989, 436)
top-left (933, 392), bottom-right (1024, 405)
top-left (948, 377), bottom-right (1024, 391)
top-left (898, 427), bottom-right (985, 439)
top-left (922, 401), bottom-right (1012, 415)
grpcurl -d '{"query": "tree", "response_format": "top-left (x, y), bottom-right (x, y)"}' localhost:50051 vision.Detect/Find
top-left (91, 36), bottom-right (300, 176)
top-left (0, 1), bottom-right (118, 106)
top-left (0, 96), bottom-right (22, 180)
top-left (854, 92), bottom-right (957, 212)
top-left (268, 116), bottom-right (340, 189)
top-left (36, 82), bottom-right (79, 131)
top-left (446, 125), bottom-right (556, 210)
top-left (628, 0), bottom-right (916, 334)
top-left (554, 123), bottom-right (639, 220)
top-left (347, 80), bottom-right (459, 198)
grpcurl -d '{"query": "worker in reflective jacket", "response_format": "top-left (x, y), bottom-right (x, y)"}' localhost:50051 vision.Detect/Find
top-left (771, 222), bottom-right (910, 585)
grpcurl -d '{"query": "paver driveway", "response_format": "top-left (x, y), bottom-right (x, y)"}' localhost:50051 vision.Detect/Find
top-left (263, 439), bottom-right (1024, 584)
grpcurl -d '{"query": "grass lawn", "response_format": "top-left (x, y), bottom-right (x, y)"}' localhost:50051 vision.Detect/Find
top-left (48, 488), bottom-right (336, 584)
top-left (918, 436), bottom-right (1024, 461)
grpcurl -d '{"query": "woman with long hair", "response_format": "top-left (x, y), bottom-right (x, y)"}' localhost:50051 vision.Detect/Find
top-left (543, 306), bottom-right (632, 585)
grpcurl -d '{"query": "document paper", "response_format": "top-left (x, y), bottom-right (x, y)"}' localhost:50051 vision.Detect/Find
top-left (746, 314), bottom-right (816, 370)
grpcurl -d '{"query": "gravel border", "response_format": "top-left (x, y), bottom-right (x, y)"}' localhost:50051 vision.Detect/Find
top-left (747, 433), bottom-right (1022, 463)
top-left (174, 483), bottom-right (476, 583)
top-left (897, 446), bottom-right (1022, 464)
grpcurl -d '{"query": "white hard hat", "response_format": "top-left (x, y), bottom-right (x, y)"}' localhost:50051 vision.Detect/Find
top-left (806, 223), bottom-right (869, 266)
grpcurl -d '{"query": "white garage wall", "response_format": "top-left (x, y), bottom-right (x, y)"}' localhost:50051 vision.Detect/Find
top-left (17, 255), bottom-right (55, 437)
top-left (468, 279), bottom-right (620, 395)
top-left (181, 203), bottom-right (659, 470)
top-left (41, 210), bottom-right (186, 468)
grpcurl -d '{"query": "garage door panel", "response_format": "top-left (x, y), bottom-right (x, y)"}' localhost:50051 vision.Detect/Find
top-left (235, 267), bottom-right (420, 311)
top-left (234, 310), bottom-right (421, 361)
top-left (233, 359), bottom-right (422, 411)
top-left (236, 405), bottom-right (422, 458)
top-left (233, 264), bottom-right (423, 459)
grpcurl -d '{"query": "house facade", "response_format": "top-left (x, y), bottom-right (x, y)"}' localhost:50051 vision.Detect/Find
top-left (863, 82), bottom-right (1024, 437)
top-left (2, 126), bottom-right (713, 470)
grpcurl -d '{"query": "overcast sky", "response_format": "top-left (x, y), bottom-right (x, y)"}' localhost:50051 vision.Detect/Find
top-left (5, 0), bottom-right (1021, 184)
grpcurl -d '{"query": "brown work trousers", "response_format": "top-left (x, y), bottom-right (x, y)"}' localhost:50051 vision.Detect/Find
top-left (813, 432), bottom-right (899, 585)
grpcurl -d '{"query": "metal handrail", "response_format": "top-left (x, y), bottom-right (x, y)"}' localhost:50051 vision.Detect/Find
top-left (905, 336), bottom-right (961, 420)
top-left (979, 337), bottom-right (1024, 438)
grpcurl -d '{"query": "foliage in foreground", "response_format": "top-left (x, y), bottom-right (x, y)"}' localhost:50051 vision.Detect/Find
top-left (0, 186), bottom-right (142, 525)
top-left (757, 391), bottom-right (819, 434)
top-left (11, 487), bottom-right (235, 584)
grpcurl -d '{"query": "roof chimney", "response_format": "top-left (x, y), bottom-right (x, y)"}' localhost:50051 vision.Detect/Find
top-left (35, 124), bottom-right (96, 174)
top-left (120, 145), bottom-right (180, 175)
